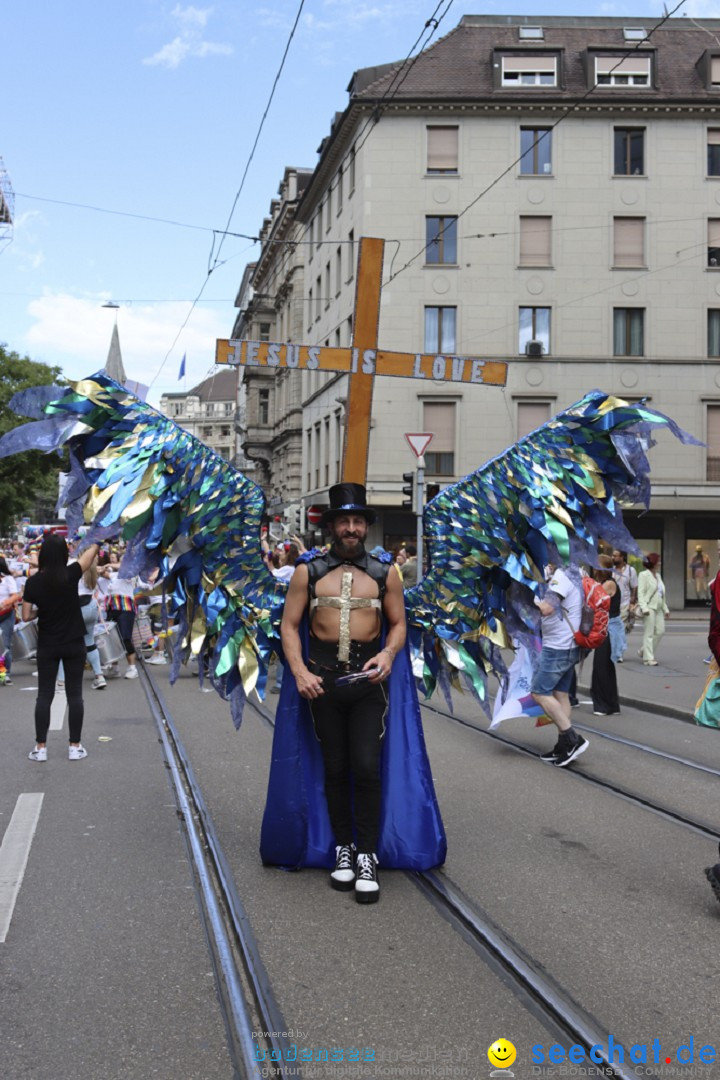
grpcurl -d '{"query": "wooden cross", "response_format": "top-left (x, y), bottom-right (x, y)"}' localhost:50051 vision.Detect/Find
top-left (216, 237), bottom-right (508, 485)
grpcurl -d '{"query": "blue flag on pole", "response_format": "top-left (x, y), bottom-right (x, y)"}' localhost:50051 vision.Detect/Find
top-left (178, 353), bottom-right (186, 380)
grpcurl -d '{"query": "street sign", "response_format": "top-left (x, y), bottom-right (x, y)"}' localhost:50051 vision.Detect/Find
top-left (306, 505), bottom-right (323, 526)
top-left (405, 433), bottom-right (434, 458)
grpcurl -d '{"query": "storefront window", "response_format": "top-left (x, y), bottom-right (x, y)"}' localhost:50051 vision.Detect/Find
top-left (686, 539), bottom-right (718, 604)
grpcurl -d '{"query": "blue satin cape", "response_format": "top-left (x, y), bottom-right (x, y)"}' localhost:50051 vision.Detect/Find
top-left (259, 624), bottom-right (447, 870)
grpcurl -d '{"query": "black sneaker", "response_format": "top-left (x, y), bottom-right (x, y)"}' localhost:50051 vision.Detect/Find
top-left (355, 852), bottom-right (379, 904)
top-left (553, 732), bottom-right (589, 768)
top-left (540, 742), bottom-right (562, 764)
top-left (705, 863), bottom-right (720, 905)
top-left (330, 844), bottom-right (356, 891)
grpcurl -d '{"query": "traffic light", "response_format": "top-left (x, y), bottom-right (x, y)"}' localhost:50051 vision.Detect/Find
top-left (426, 483), bottom-right (441, 503)
top-left (402, 471), bottom-right (415, 511)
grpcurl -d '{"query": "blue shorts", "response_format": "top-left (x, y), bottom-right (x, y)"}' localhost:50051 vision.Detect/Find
top-left (531, 645), bottom-right (579, 696)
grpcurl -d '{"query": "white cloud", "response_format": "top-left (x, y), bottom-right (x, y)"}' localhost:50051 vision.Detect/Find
top-left (143, 6), bottom-right (232, 68)
top-left (24, 292), bottom-right (230, 405)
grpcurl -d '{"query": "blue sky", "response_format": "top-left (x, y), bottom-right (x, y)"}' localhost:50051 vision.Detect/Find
top-left (1, 0), bottom-right (705, 402)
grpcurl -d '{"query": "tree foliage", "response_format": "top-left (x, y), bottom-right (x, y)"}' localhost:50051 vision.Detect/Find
top-left (0, 344), bottom-right (66, 534)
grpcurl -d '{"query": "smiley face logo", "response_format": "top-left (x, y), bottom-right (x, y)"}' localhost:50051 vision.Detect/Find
top-left (487, 1039), bottom-right (517, 1069)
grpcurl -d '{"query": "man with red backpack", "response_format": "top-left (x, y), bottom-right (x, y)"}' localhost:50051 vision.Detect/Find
top-left (531, 564), bottom-right (590, 767)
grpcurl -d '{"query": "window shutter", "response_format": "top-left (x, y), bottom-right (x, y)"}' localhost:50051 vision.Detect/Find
top-left (708, 406), bottom-right (720, 456)
top-left (614, 218), bottom-right (645, 266)
top-left (709, 219), bottom-right (720, 248)
top-left (427, 127), bottom-right (458, 171)
top-left (596, 56), bottom-right (650, 76)
top-left (423, 402), bottom-right (455, 451)
top-left (503, 56), bottom-right (556, 72)
top-left (519, 217), bottom-right (552, 266)
top-left (517, 402), bottom-right (551, 438)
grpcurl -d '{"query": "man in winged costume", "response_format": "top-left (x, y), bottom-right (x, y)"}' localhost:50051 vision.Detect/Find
top-left (279, 482), bottom-right (405, 903)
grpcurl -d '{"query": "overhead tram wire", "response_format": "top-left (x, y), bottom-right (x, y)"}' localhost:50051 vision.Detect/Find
top-left (209, 0), bottom-right (306, 274)
top-left (385, 0), bottom-right (689, 287)
top-left (148, 0), bottom-right (306, 390)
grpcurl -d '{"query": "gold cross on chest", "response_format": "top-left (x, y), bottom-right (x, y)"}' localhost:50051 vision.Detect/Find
top-left (311, 568), bottom-right (382, 662)
top-left (216, 238), bottom-right (508, 486)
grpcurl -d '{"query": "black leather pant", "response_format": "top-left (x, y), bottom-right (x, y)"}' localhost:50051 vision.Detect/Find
top-left (307, 638), bottom-right (387, 853)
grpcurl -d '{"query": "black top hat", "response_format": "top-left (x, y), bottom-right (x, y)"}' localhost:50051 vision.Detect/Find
top-left (321, 483), bottom-right (376, 527)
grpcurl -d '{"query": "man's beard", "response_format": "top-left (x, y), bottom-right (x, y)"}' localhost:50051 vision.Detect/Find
top-left (333, 533), bottom-right (366, 558)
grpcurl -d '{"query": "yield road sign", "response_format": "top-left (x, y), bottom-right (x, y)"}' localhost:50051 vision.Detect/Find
top-left (405, 433), bottom-right (434, 458)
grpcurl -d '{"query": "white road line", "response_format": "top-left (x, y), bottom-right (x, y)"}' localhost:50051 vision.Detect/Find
top-left (49, 687), bottom-right (66, 731)
top-left (0, 793), bottom-right (44, 944)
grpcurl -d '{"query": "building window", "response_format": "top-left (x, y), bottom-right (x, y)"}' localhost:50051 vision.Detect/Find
top-left (614, 128), bottom-right (645, 175)
top-left (217, 446), bottom-right (229, 459)
top-left (307, 289), bottom-right (313, 332)
top-left (613, 308), bottom-right (644, 356)
top-left (315, 275), bottom-right (322, 320)
top-left (709, 311), bottom-right (720, 356)
top-left (202, 425), bottom-right (213, 438)
top-left (709, 220), bottom-right (720, 267)
top-left (315, 210), bottom-right (321, 250)
top-left (706, 403), bottom-right (720, 481)
top-left (335, 327), bottom-right (341, 347)
top-left (314, 423), bottom-right (321, 488)
top-left (348, 145), bottom-right (356, 191)
top-left (325, 192), bottom-right (331, 232)
top-left (336, 166), bottom-right (343, 212)
top-left (258, 388), bottom-right (270, 425)
top-left (613, 217), bottom-right (645, 267)
top-left (708, 406), bottom-right (720, 480)
top-left (336, 247), bottom-right (342, 296)
top-left (519, 307), bottom-right (550, 354)
top-left (501, 56), bottom-right (557, 86)
top-left (709, 130), bottom-right (720, 176)
top-left (427, 126), bottom-right (459, 174)
top-left (259, 322), bottom-right (271, 342)
top-left (596, 56), bottom-right (650, 86)
top-left (220, 426), bottom-right (230, 437)
top-left (325, 262), bottom-right (331, 309)
top-left (519, 216), bottom-right (552, 267)
top-left (347, 230), bottom-right (355, 281)
top-left (424, 307), bottom-right (457, 353)
top-left (324, 418), bottom-right (330, 486)
top-left (519, 26), bottom-right (544, 39)
top-left (425, 216), bottom-right (457, 264)
top-left (346, 316), bottom-right (353, 346)
top-left (423, 401), bottom-right (455, 475)
top-left (335, 410), bottom-right (343, 482)
top-left (520, 127), bottom-right (552, 175)
top-left (224, 402), bottom-right (233, 415)
top-left (517, 401), bottom-right (551, 438)
top-left (205, 403), bottom-right (215, 414)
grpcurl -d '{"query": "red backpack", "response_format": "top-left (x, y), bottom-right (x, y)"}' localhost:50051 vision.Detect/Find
top-left (569, 577), bottom-right (611, 650)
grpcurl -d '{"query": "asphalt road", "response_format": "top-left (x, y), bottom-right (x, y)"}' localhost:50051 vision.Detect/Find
top-left (1, 622), bottom-right (718, 1080)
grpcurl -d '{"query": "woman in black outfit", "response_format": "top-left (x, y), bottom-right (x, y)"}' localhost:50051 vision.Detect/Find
top-left (590, 555), bottom-right (621, 716)
top-left (22, 536), bottom-right (99, 761)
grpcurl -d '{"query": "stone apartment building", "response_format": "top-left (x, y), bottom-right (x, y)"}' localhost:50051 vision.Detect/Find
top-left (232, 14), bottom-right (720, 607)
top-left (159, 369), bottom-right (238, 463)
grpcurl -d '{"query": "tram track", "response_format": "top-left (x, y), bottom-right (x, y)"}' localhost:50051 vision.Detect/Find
top-left (420, 700), bottom-right (720, 842)
top-left (245, 696), bottom-right (656, 1079)
top-left (138, 663), bottom-right (299, 1080)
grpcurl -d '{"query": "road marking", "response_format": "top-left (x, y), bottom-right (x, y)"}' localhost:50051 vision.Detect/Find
top-left (0, 793), bottom-right (44, 944)
top-left (49, 687), bottom-right (66, 731)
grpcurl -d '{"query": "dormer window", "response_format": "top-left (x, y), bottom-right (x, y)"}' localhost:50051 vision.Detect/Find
top-left (502, 55), bottom-right (557, 86)
top-left (519, 26), bottom-right (544, 40)
top-left (595, 55), bottom-right (651, 87)
top-left (623, 27), bottom-right (647, 42)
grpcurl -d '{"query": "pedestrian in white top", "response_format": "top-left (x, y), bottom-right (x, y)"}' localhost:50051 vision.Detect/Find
top-left (531, 564), bottom-right (589, 767)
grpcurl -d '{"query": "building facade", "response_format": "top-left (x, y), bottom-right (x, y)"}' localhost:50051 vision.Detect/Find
top-left (159, 370), bottom-right (238, 463)
top-left (232, 15), bottom-right (720, 606)
top-left (231, 166), bottom-right (313, 527)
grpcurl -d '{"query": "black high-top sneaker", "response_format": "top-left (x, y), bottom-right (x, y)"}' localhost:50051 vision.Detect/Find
top-left (552, 730), bottom-right (589, 768)
top-left (705, 844), bottom-right (720, 905)
top-left (355, 852), bottom-right (379, 904)
top-left (330, 844), bottom-right (356, 891)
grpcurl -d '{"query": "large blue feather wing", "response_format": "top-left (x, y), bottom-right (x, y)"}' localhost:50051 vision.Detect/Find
top-left (404, 390), bottom-right (699, 714)
top-left (0, 372), bottom-right (285, 725)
